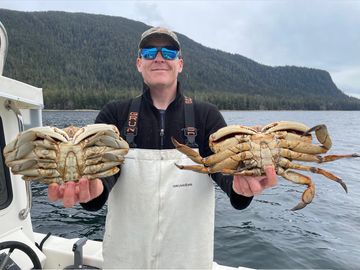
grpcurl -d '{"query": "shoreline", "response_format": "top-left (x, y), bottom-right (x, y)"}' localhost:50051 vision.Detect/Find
top-left (43, 109), bottom-right (360, 112)
top-left (43, 109), bottom-right (100, 112)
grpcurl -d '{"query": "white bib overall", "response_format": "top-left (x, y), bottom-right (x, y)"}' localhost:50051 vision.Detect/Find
top-left (102, 148), bottom-right (215, 269)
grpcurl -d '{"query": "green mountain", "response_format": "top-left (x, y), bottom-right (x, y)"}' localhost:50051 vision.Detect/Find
top-left (1, 9), bottom-right (359, 110)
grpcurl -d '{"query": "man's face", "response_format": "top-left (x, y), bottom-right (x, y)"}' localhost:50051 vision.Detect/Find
top-left (136, 38), bottom-right (183, 89)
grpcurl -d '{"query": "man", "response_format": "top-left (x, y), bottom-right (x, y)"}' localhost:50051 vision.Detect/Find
top-left (48, 26), bottom-right (277, 268)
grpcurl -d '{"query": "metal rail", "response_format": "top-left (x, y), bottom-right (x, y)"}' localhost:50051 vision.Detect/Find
top-left (4, 99), bottom-right (32, 220)
top-left (0, 21), bottom-right (9, 76)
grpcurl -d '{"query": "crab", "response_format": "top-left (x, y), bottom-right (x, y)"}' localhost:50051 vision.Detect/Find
top-left (172, 121), bottom-right (359, 210)
top-left (3, 123), bottom-right (129, 184)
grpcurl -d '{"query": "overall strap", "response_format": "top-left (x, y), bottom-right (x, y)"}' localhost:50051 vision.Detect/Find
top-left (183, 96), bottom-right (198, 147)
top-left (124, 95), bottom-right (198, 148)
top-left (124, 95), bottom-right (141, 148)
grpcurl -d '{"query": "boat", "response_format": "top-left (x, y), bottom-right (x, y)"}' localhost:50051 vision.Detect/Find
top-left (0, 21), bottom-right (252, 269)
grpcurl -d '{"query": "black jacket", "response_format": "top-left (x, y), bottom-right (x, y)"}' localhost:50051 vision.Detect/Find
top-left (81, 84), bottom-right (253, 210)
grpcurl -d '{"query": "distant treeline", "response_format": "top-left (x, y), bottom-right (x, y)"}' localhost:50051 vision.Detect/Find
top-left (44, 88), bottom-right (360, 110)
top-left (1, 9), bottom-right (359, 110)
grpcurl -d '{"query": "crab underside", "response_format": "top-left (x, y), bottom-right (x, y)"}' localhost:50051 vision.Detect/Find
top-left (172, 121), bottom-right (359, 210)
top-left (4, 123), bottom-right (129, 184)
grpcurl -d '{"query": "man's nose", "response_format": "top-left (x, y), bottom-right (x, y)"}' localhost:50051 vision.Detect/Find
top-left (154, 51), bottom-right (165, 61)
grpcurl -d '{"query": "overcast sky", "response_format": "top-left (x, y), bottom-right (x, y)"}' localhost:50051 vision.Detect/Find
top-left (1, 0), bottom-right (360, 98)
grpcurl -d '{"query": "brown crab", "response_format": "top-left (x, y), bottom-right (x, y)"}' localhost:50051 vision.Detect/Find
top-left (3, 124), bottom-right (129, 184)
top-left (172, 121), bottom-right (359, 210)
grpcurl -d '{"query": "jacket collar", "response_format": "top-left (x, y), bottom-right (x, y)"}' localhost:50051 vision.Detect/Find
top-left (142, 82), bottom-right (184, 110)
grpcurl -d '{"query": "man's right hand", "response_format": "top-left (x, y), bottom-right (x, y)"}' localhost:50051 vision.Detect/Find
top-left (48, 177), bottom-right (104, 208)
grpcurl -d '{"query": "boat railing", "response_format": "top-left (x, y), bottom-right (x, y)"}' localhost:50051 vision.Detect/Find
top-left (0, 21), bottom-right (8, 76)
top-left (4, 99), bottom-right (33, 220)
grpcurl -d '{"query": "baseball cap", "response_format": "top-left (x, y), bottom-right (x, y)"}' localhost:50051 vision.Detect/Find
top-left (138, 27), bottom-right (181, 50)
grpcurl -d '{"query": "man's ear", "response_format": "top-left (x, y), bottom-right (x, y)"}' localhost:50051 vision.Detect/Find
top-left (178, 58), bottom-right (184, 73)
top-left (136, 57), bottom-right (142, 72)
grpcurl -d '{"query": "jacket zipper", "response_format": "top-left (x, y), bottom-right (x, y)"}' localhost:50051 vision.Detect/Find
top-left (159, 110), bottom-right (166, 149)
top-left (160, 128), bottom-right (165, 148)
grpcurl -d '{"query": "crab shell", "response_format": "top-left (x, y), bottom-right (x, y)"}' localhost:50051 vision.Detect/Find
top-left (209, 121), bottom-right (325, 153)
top-left (3, 123), bottom-right (129, 184)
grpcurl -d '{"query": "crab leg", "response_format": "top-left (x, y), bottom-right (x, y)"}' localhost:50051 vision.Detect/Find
top-left (175, 149), bottom-right (256, 174)
top-left (85, 167), bottom-right (120, 180)
top-left (5, 140), bottom-right (58, 163)
top-left (3, 127), bottom-right (68, 154)
top-left (210, 135), bottom-right (250, 153)
top-left (84, 133), bottom-right (129, 149)
top-left (318, 153), bottom-right (360, 162)
top-left (18, 168), bottom-right (61, 179)
top-left (174, 163), bottom-right (263, 176)
top-left (210, 151), bottom-right (254, 172)
top-left (84, 147), bottom-right (129, 159)
top-left (277, 132), bottom-right (312, 143)
top-left (174, 163), bottom-right (210, 174)
top-left (208, 160), bottom-right (259, 175)
top-left (8, 159), bottom-right (57, 172)
top-left (171, 137), bottom-right (204, 164)
top-left (85, 154), bottom-right (125, 166)
top-left (233, 168), bottom-right (263, 176)
top-left (277, 149), bottom-right (322, 162)
top-left (7, 159), bottom-right (38, 172)
top-left (278, 149), bottom-right (359, 163)
top-left (278, 157), bottom-right (347, 192)
top-left (276, 139), bottom-right (328, 154)
top-left (72, 124), bottom-right (119, 143)
top-left (22, 176), bottom-right (63, 184)
top-left (204, 142), bottom-right (252, 165)
top-left (278, 169), bottom-right (315, 211)
top-left (83, 162), bottom-right (123, 174)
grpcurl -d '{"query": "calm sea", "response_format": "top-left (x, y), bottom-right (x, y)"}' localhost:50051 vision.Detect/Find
top-left (31, 110), bottom-right (360, 269)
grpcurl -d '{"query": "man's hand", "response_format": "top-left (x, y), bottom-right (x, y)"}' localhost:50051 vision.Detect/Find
top-left (232, 165), bottom-right (277, 197)
top-left (48, 177), bottom-right (104, 208)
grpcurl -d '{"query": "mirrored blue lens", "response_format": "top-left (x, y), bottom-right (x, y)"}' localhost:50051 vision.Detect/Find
top-left (140, 47), bottom-right (179, 60)
top-left (140, 48), bottom-right (158, 60)
top-left (161, 48), bottom-right (178, 60)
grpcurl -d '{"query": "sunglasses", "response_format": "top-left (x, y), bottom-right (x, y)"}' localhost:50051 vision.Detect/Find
top-left (139, 46), bottom-right (181, 60)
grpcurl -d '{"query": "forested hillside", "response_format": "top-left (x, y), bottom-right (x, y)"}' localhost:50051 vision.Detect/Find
top-left (1, 9), bottom-right (359, 110)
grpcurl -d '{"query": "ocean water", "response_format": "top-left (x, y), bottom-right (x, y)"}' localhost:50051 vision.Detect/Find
top-left (31, 110), bottom-right (360, 269)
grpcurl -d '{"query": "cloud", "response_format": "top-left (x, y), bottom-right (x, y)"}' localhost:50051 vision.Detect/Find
top-left (134, 2), bottom-right (166, 28)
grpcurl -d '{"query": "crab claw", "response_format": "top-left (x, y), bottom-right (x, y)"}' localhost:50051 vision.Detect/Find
top-left (171, 137), bottom-right (204, 164)
top-left (304, 124), bottom-right (332, 150)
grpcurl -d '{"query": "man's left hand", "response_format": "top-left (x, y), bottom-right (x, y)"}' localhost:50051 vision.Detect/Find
top-left (232, 165), bottom-right (277, 197)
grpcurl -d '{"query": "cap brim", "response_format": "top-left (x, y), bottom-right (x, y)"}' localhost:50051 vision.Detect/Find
top-left (139, 33), bottom-right (180, 50)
